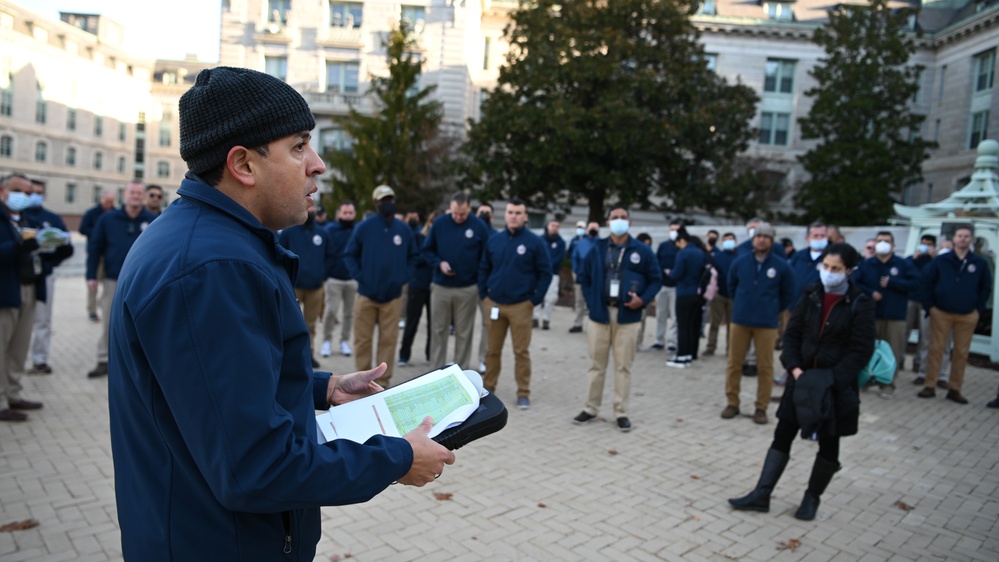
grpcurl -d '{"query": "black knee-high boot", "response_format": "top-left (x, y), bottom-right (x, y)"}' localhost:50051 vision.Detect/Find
top-left (794, 455), bottom-right (840, 521)
top-left (728, 448), bottom-right (789, 512)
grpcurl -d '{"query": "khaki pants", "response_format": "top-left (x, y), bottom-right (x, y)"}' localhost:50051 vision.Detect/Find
top-left (1, 285), bottom-right (36, 407)
top-left (322, 278), bottom-right (357, 343)
top-left (430, 284), bottom-right (479, 369)
top-left (925, 307), bottom-right (978, 392)
top-left (875, 319), bottom-right (907, 381)
top-left (483, 298), bottom-right (533, 397)
top-left (87, 259), bottom-right (105, 317)
top-left (97, 278), bottom-right (117, 363)
top-left (725, 323), bottom-right (778, 411)
top-left (572, 274), bottom-right (588, 329)
top-left (585, 308), bottom-right (640, 418)
top-left (295, 286), bottom-right (325, 356)
top-left (353, 295), bottom-right (402, 387)
top-left (534, 275), bottom-right (560, 323)
top-left (706, 295), bottom-right (732, 353)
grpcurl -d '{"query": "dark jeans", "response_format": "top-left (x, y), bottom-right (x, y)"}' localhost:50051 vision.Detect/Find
top-left (675, 294), bottom-right (704, 360)
top-left (771, 416), bottom-right (840, 464)
top-left (399, 287), bottom-right (431, 362)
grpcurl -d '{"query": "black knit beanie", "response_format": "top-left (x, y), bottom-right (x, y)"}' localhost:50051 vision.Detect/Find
top-left (179, 66), bottom-right (316, 175)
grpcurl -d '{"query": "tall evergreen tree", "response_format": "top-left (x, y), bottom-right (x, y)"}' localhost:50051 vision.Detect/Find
top-left (461, 0), bottom-right (759, 222)
top-left (795, 0), bottom-right (935, 225)
top-left (325, 22), bottom-right (455, 215)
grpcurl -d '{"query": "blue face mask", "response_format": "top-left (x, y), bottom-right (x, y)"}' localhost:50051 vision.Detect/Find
top-left (5, 192), bottom-right (31, 212)
top-left (722, 239), bottom-right (736, 251)
top-left (576, 228), bottom-right (585, 237)
top-left (609, 219), bottom-right (629, 237)
top-left (809, 238), bottom-right (828, 251)
top-left (917, 244), bottom-right (929, 254)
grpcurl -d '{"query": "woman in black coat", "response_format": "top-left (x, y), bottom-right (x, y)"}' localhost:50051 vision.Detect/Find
top-left (729, 243), bottom-right (875, 521)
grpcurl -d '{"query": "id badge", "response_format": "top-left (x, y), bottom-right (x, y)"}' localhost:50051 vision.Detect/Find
top-left (490, 306), bottom-right (500, 320)
top-left (609, 279), bottom-right (620, 299)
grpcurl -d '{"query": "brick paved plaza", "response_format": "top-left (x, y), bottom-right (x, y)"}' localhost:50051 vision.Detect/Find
top-left (1, 270), bottom-right (997, 561)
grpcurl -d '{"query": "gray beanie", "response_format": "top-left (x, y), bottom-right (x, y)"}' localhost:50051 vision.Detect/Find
top-left (179, 66), bottom-right (316, 175)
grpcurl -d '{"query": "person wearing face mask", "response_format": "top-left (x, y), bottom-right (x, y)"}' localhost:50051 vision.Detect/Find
top-left (705, 232), bottom-right (738, 356)
top-left (0, 174), bottom-right (50, 421)
top-left (852, 231), bottom-right (920, 400)
top-left (784, 222), bottom-right (832, 361)
top-left (666, 228), bottom-right (708, 368)
top-left (918, 225), bottom-right (992, 405)
top-left (729, 243), bottom-right (875, 522)
top-left (476, 203), bottom-right (499, 236)
top-left (573, 207), bottom-right (661, 432)
top-left (321, 201), bottom-right (359, 358)
top-left (278, 204), bottom-right (335, 368)
top-left (533, 220), bottom-right (566, 330)
top-left (23, 180), bottom-right (74, 376)
top-left (705, 230), bottom-right (719, 252)
top-left (904, 234), bottom-right (950, 384)
top-left (569, 221), bottom-right (601, 333)
top-left (652, 219), bottom-right (683, 351)
top-left (344, 186), bottom-right (418, 388)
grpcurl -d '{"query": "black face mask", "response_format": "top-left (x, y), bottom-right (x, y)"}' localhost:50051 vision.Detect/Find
top-left (378, 201), bottom-right (395, 218)
top-left (339, 219), bottom-right (354, 228)
top-left (479, 213), bottom-right (491, 224)
top-left (707, 237), bottom-right (717, 246)
top-left (408, 218), bottom-right (419, 228)
top-left (588, 229), bottom-right (598, 237)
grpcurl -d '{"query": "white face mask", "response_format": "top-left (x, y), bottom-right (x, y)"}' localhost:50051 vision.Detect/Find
top-left (28, 193), bottom-right (44, 207)
top-left (917, 244), bottom-right (929, 254)
top-left (938, 248), bottom-right (951, 255)
top-left (722, 239), bottom-right (736, 251)
top-left (820, 269), bottom-right (848, 290)
top-left (875, 241), bottom-right (892, 255)
top-left (609, 219), bottom-right (629, 237)
top-left (4, 192), bottom-right (31, 212)
top-left (668, 230), bottom-right (678, 241)
top-left (809, 239), bottom-right (828, 251)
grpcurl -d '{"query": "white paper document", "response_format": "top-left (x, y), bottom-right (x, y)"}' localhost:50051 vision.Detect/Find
top-left (316, 364), bottom-right (480, 445)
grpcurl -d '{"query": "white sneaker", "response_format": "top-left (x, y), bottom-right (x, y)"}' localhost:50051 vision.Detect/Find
top-left (665, 359), bottom-right (688, 369)
top-left (479, 362), bottom-right (487, 373)
top-left (340, 341), bottom-right (352, 356)
top-left (320, 341), bottom-right (332, 357)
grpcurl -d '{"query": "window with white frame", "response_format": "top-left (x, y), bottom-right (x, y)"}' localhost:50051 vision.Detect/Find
top-left (0, 56), bottom-right (10, 117)
top-left (0, 135), bottom-right (11, 158)
top-left (118, 155), bottom-right (127, 174)
top-left (36, 84), bottom-right (46, 124)
top-left (268, 0), bottom-right (290, 24)
top-left (319, 127), bottom-right (353, 153)
top-left (66, 146), bottom-right (77, 166)
top-left (330, 2), bottom-right (362, 28)
top-left (326, 61), bottom-right (360, 93)
top-left (698, 0), bottom-right (717, 15)
top-left (35, 141), bottom-right (47, 162)
top-left (157, 161), bottom-right (170, 178)
top-left (67, 108), bottom-right (77, 130)
top-left (65, 182), bottom-right (76, 204)
top-left (970, 110), bottom-right (989, 148)
top-left (119, 122), bottom-right (127, 142)
top-left (0, 88), bottom-right (10, 116)
top-left (92, 186), bottom-right (101, 204)
top-left (401, 5), bottom-right (426, 28)
top-left (759, 112), bottom-right (791, 145)
top-left (159, 106), bottom-right (172, 148)
top-left (95, 115), bottom-right (103, 137)
top-left (974, 49), bottom-right (995, 92)
top-left (265, 56), bottom-right (288, 82)
top-left (764, 2), bottom-right (793, 21)
top-left (94, 151), bottom-right (103, 170)
top-left (764, 59), bottom-right (795, 94)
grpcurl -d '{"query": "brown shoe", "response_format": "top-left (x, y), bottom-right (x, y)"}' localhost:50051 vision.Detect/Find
top-left (721, 405), bottom-right (739, 419)
top-left (27, 363), bottom-right (52, 375)
top-left (8, 398), bottom-right (42, 410)
top-left (0, 408), bottom-right (28, 421)
top-left (912, 376), bottom-right (925, 385)
top-left (936, 380), bottom-right (950, 390)
top-left (946, 389), bottom-right (969, 404)
top-left (917, 387), bottom-right (936, 398)
top-left (753, 409), bottom-right (768, 424)
top-left (87, 362), bottom-right (109, 379)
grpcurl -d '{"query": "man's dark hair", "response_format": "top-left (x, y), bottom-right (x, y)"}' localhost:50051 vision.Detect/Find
top-left (197, 145), bottom-right (270, 186)
top-left (509, 197), bottom-right (526, 207)
top-left (875, 230), bottom-right (894, 243)
top-left (920, 234), bottom-right (937, 244)
top-left (723, 232), bottom-right (736, 239)
top-left (1, 172), bottom-right (28, 186)
top-left (477, 202), bottom-right (493, 212)
top-left (807, 221), bottom-right (826, 236)
top-left (707, 229), bottom-right (719, 237)
top-left (607, 206), bottom-right (629, 219)
top-left (636, 232), bottom-right (652, 245)
top-left (669, 218), bottom-right (683, 227)
top-left (338, 199), bottom-right (355, 208)
top-left (146, 184), bottom-right (163, 193)
top-left (451, 191), bottom-right (470, 206)
top-left (675, 226), bottom-right (690, 242)
top-left (954, 224), bottom-right (974, 236)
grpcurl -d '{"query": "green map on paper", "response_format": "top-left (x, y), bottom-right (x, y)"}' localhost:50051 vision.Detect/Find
top-left (385, 373), bottom-right (474, 434)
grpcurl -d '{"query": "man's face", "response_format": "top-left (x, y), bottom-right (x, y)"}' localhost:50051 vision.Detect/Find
top-left (338, 204), bottom-right (356, 221)
top-left (100, 191), bottom-right (116, 209)
top-left (124, 183), bottom-right (145, 208)
top-left (669, 223), bottom-right (681, 232)
top-left (252, 132), bottom-right (326, 230)
top-left (753, 234), bottom-right (773, 252)
top-left (953, 229), bottom-right (973, 251)
top-left (146, 189), bottom-right (163, 209)
top-left (587, 222), bottom-right (600, 235)
top-left (546, 221), bottom-right (560, 235)
top-left (920, 238), bottom-right (936, 253)
top-left (1, 175), bottom-right (31, 206)
top-left (607, 208), bottom-right (629, 225)
top-left (505, 203), bottom-right (527, 230)
top-left (450, 201), bottom-right (471, 224)
top-left (876, 235), bottom-right (893, 253)
top-left (807, 226), bottom-right (827, 242)
top-left (723, 234), bottom-right (736, 246)
top-left (477, 205), bottom-right (492, 218)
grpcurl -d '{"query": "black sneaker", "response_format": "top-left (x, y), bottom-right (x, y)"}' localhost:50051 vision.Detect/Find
top-left (569, 326), bottom-right (583, 333)
top-left (742, 364), bottom-right (757, 377)
top-left (542, 321), bottom-right (550, 330)
top-left (573, 411), bottom-right (596, 425)
top-left (532, 319), bottom-right (539, 328)
top-left (87, 362), bottom-right (109, 379)
top-left (650, 343), bottom-right (664, 350)
top-left (616, 417), bottom-right (632, 432)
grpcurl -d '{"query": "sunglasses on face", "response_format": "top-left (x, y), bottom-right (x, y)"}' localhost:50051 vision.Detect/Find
top-left (148, 194), bottom-right (162, 199)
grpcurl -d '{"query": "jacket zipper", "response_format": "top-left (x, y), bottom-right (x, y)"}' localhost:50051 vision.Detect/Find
top-left (281, 511), bottom-right (293, 554)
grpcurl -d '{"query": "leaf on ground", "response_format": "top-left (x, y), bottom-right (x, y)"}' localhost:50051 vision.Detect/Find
top-left (433, 492), bottom-right (453, 501)
top-left (537, 503), bottom-right (547, 508)
top-left (894, 500), bottom-right (914, 511)
top-left (676, 418), bottom-right (684, 422)
top-left (0, 519), bottom-right (39, 532)
top-left (608, 449), bottom-right (618, 456)
top-left (690, 475), bottom-right (700, 480)
top-left (688, 515), bottom-right (700, 521)
top-left (776, 538), bottom-right (801, 552)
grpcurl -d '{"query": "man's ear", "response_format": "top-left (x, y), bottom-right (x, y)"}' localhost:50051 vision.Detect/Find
top-left (226, 146), bottom-right (256, 187)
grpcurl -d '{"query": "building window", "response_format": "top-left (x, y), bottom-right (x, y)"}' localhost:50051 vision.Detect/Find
top-left (268, 0), bottom-right (290, 24)
top-left (157, 161), bottom-right (170, 178)
top-left (119, 122), bottom-right (127, 142)
top-left (759, 112), bottom-right (791, 145)
top-left (698, 0), bottom-right (717, 15)
top-left (0, 88), bottom-right (10, 116)
top-left (974, 49), bottom-right (995, 92)
top-left (264, 56), bottom-right (288, 82)
top-left (159, 127), bottom-right (171, 147)
top-left (326, 61), bottom-right (360, 93)
top-left (938, 65), bottom-right (947, 105)
top-left (401, 5), bottom-right (426, 27)
top-left (483, 37), bottom-right (491, 70)
top-left (764, 2), bottom-right (793, 21)
top-left (704, 53), bottom-right (718, 72)
top-left (95, 115), bottom-right (103, 137)
top-left (67, 108), bottom-right (77, 130)
top-left (92, 186), bottom-right (102, 204)
top-left (319, 126), bottom-right (353, 153)
top-left (970, 110), bottom-right (989, 148)
top-left (66, 146), bottom-right (77, 166)
top-left (118, 155), bottom-right (127, 174)
top-left (94, 151), bottom-right (103, 170)
top-left (35, 141), bottom-right (47, 162)
top-left (330, 2), bottom-right (362, 28)
top-left (65, 182), bottom-right (76, 204)
top-left (0, 134), bottom-right (11, 158)
top-left (0, 56), bottom-right (11, 117)
top-left (764, 59), bottom-right (795, 94)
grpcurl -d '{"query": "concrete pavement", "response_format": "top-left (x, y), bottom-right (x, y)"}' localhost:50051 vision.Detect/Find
top-left (1, 275), bottom-right (997, 561)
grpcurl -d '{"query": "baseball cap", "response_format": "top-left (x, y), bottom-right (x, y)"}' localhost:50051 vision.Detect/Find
top-left (372, 185), bottom-right (395, 201)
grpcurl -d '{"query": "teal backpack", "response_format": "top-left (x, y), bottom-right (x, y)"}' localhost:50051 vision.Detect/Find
top-left (858, 339), bottom-right (896, 387)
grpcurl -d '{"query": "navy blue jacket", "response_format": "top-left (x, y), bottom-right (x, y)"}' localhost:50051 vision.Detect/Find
top-left (324, 220), bottom-right (355, 281)
top-left (422, 214), bottom-right (491, 287)
top-left (344, 215), bottom-right (417, 303)
top-left (579, 236), bottom-right (662, 324)
top-left (905, 253), bottom-right (934, 303)
top-left (709, 247), bottom-right (736, 298)
top-left (478, 226), bottom-right (552, 305)
top-left (541, 231), bottom-right (566, 275)
top-left (567, 235), bottom-right (583, 272)
top-left (851, 254), bottom-right (920, 321)
top-left (922, 250), bottom-right (993, 315)
top-left (788, 248), bottom-right (824, 305)
top-left (572, 235), bottom-right (599, 276)
top-left (278, 220), bottom-right (334, 290)
top-left (410, 228), bottom-right (432, 291)
top-left (728, 251), bottom-right (796, 328)
top-left (655, 240), bottom-right (678, 288)
top-left (670, 245), bottom-right (706, 297)
top-left (79, 203), bottom-right (112, 237)
top-left (86, 207), bottom-right (156, 280)
top-left (0, 205), bottom-right (46, 307)
top-left (23, 206), bottom-right (73, 277)
top-left (108, 178), bottom-right (412, 562)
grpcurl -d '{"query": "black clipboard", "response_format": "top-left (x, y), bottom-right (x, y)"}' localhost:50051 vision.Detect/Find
top-left (431, 391), bottom-right (508, 450)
